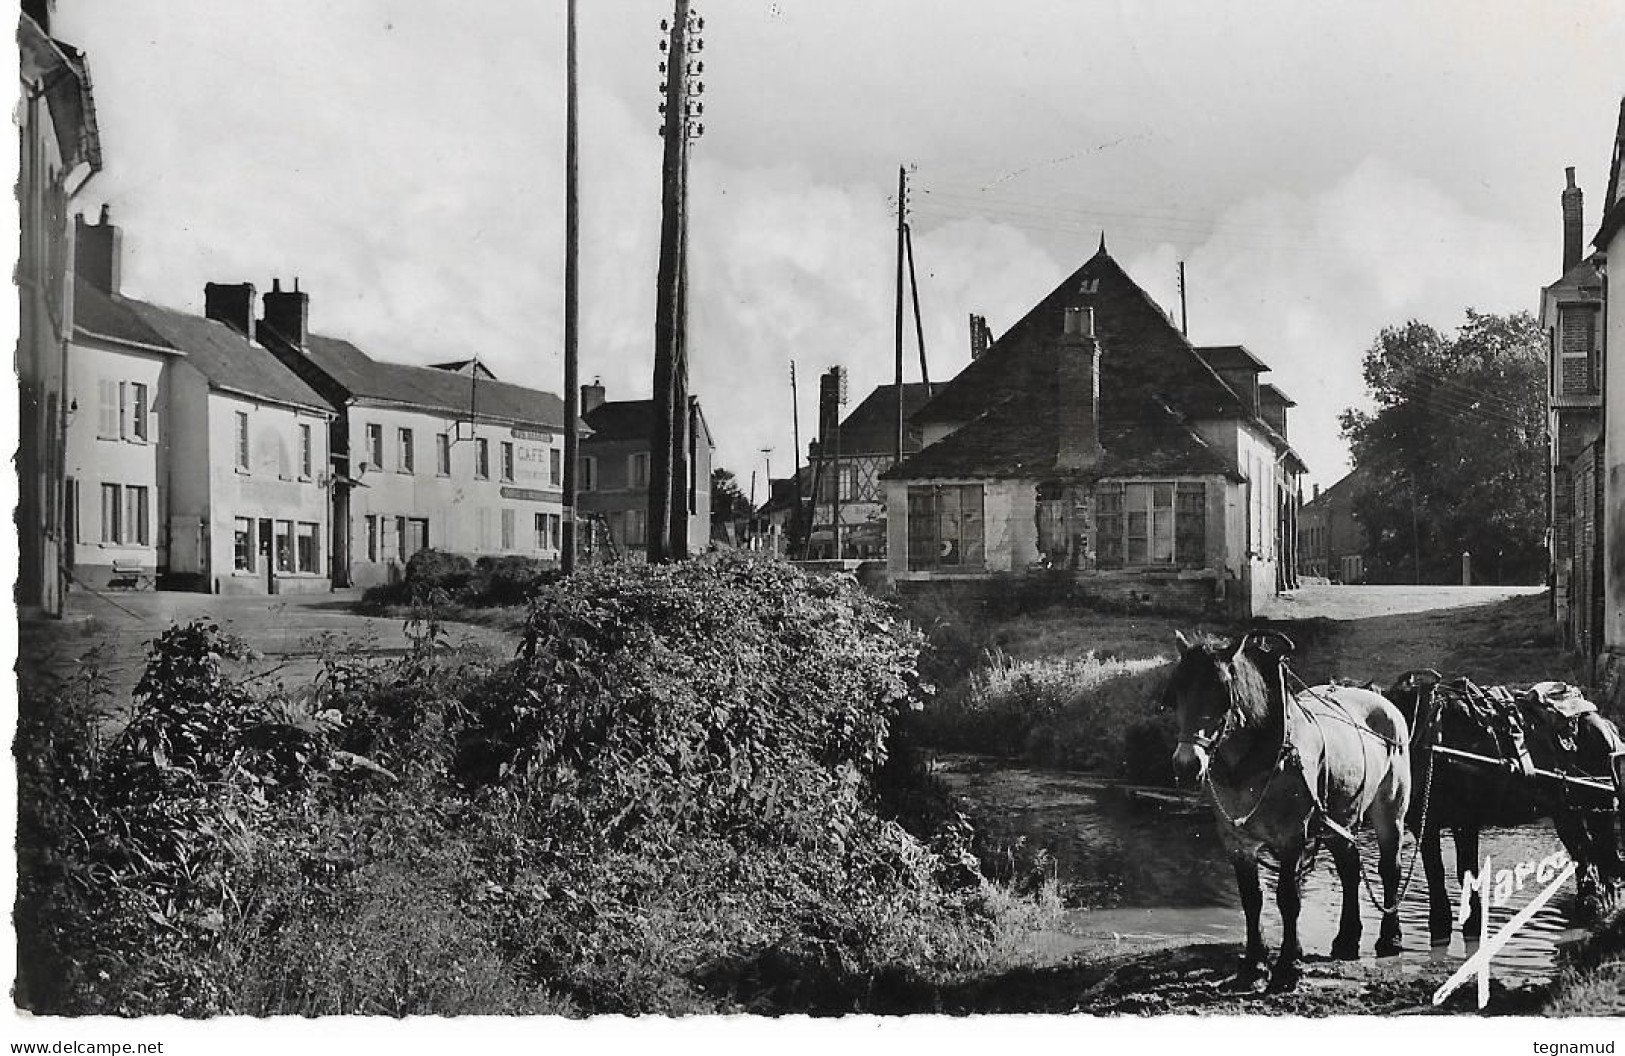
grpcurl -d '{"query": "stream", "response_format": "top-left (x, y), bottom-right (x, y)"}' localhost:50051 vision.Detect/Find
top-left (939, 754), bottom-right (1588, 985)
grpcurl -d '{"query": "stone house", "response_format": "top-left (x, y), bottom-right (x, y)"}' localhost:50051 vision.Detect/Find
top-left (882, 242), bottom-right (1305, 617)
top-left (1298, 468), bottom-right (1372, 583)
top-left (577, 384), bottom-right (714, 560)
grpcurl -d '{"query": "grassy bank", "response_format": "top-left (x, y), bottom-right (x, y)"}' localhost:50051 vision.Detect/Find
top-left (15, 554), bottom-right (1051, 1016)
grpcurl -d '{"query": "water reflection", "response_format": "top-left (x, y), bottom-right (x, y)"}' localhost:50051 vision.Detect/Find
top-left (939, 754), bottom-right (1583, 984)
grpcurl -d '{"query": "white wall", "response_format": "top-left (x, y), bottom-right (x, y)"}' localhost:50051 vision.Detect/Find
top-left (1604, 222), bottom-right (1625, 652)
top-left (63, 338), bottom-right (167, 584)
top-left (347, 403), bottom-right (565, 585)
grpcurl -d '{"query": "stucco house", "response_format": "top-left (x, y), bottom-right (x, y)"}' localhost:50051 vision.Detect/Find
top-left (1593, 97), bottom-right (1625, 707)
top-left (18, 7), bottom-right (101, 614)
top-left (1298, 468), bottom-right (1372, 583)
top-left (882, 242), bottom-right (1305, 617)
top-left (249, 286), bottom-right (570, 587)
top-left (578, 384), bottom-right (714, 560)
top-left (66, 214), bottom-right (335, 595)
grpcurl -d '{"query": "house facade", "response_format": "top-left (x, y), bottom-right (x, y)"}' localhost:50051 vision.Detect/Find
top-left (883, 244), bottom-right (1305, 617)
top-left (1298, 469), bottom-right (1371, 583)
top-left (252, 287), bottom-right (569, 588)
top-left (1541, 166), bottom-right (1608, 662)
top-left (66, 216), bottom-right (335, 595)
top-left (578, 384), bottom-right (714, 560)
top-left (805, 383), bottom-right (930, 560)
top-left (1594, 98), bottom-right (1625, 707)
top-left (18, 9), bottom-right (101, 613)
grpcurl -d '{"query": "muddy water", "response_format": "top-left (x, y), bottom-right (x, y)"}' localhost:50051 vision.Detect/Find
top-left (940, 754), bottom-right (1587, 984)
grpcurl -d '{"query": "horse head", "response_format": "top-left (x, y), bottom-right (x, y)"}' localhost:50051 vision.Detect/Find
top-left (1165, 630), bottom-right (1283, 787)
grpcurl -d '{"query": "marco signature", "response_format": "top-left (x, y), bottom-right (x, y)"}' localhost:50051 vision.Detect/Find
top-left (1433, 850), bottom-right (1577, 1009)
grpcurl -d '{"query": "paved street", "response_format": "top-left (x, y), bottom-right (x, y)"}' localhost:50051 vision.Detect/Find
top-left (1257, 583), bottom-right (1545, 622)
top-left (17, 588), bottom-right (521, 709)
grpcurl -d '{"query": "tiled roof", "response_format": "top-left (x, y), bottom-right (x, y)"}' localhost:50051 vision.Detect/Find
top-left (1260, 383), bottom-right (1296, 408)
top-left (913, 247), bottom-right (1246, 428)
top-left (1596, 97), bottom-right (1625, 247)
top-left (819, 383), bottom-right (933, 457)
top-left (582, 399), bottom-right (654, 443)
top-left (1195, 344), bottom-right (1269, 372)
top-left (884, 341), bottom-right (1238, 483)
top-left (74, 280), bottom-right (331, 412)
top-left (294, 332), bottom-right (565, 429)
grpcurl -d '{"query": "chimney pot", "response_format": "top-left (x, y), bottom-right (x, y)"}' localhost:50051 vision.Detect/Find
top-left (262, 281), bottom-right (310, 349)
top-left (205, 282), bottom-right (258, 341)
top-left (580, 381), bottom-right (606, 415)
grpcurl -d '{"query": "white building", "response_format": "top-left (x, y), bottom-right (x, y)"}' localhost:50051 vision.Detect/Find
top-left (250, 285), bottom-right (569, 587)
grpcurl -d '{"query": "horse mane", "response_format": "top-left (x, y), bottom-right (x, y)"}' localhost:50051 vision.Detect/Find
top-left (1170, 633), bottom-right (1277, 729)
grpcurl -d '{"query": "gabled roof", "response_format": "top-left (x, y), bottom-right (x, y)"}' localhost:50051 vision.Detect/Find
top-left (73, 280), bottom-right (330, 413)
top-left (913, 247), bottom-right (1246, 428)
top-left (1596, 97), bottom-right (1625, 248)
top-left (582, 399), bottom-right (654, 443)
top-left (1196, 344), bottom-right (1269, 372)
top-left (820, 382), bottom-right (933, 457)
top-left (287, 331), bottom-right (564, 429)
top-left (883, 343), bottom-right (1238, 483)
top-left (580, 396), bottom-right (713, 448)
top-left (1260, 383), bottom-right (1296, 408)
top-left (1304, 465), bottom-right (1371, 512)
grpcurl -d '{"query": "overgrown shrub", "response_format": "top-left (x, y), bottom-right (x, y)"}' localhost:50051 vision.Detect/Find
top-left (912, 649), bottom-right (1173, 775)
top-left (18, 554), bottom-right (1039, 1017)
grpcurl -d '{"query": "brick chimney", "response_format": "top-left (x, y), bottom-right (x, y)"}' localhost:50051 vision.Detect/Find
top-left (262, 278), bottom-right (309, 349)
top-left (75, 204), bottom-right (121, 295)
top-left (580, 380), bottom-right (606, 415)
top-left (1056, 306), bottom-right (1104, 470)
top-left (1562, 166), bottom-right (1584, 274)
top-left (204, 282), bottom-right (257, 340)
top-left (969, 313), bottom-right (991, 360)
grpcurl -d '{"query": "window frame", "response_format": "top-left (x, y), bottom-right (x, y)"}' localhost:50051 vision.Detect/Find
top-left (366, 423), bottom-right (384, 469)
top-left (905, 484), bottom-right (985, 572)
top-left (298, 422), bottom-right (313, 479)
top-left (235, 410), bottom-right (251, 472)
top-left (475, 438), bottom-right (490, 480)
top-left (397, 427), bottom-right (415, 474)
top-left (99, 482), bottom-right (121, 544)
top-left (1094, 480), bottom-right (1207, 570)
top-left (580, 455), bottom-right (597, 492)
top-left (234, 517), bottom-right (255, 571)
top-left (501, 441), bottom-right (516, 483)
top-left (436, 433), bottom-right (452, 476)
top-left (129, 382), bottom-right (149, 442)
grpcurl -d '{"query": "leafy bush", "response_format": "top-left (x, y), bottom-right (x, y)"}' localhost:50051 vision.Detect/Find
top-left (405, 548), bottom-right (474, 594)
top-left (18, 554), bottom-right (1038, 1016)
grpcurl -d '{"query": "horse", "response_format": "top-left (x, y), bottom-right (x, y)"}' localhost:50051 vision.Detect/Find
top-left (1385, 670), bottom-right (1624, 939)
top-left (1164, 630), bottom-right (1412, 991)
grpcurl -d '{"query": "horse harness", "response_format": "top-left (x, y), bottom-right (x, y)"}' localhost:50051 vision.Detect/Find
top-left (1202, 658), bottom-right (1403, 849)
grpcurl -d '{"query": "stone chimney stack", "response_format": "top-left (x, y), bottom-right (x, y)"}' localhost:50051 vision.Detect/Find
top-left (204, 282), bottom-right (257, 340)
top-left (75, 204), bottom-right (122, 295)
top-left (1562, 166), bottom-right (1584, 274)
top-left (262, 278), bottom-right (310, 349)
top-left (1056, 306), bottom-right (1104, 470)
top-left (580, 380), bottom-right (606, 415)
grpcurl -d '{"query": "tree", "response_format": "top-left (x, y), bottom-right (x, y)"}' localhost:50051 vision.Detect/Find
top-left (1339, 310), bottom-right (1547, 585)
top-left (710, 468), bottom-right (753, 541)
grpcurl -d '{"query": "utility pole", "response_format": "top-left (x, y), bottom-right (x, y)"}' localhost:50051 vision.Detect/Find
top-left (904, 223), bottom-right (931, 398)
top-left (1177, 261), bottom-right (1188, 337)
top-left (894, 165), bottom-right (907, 465)
top-left (561, 0), bottom-right (580, 573)
top-left (648, 1), bottom-right (704, 563)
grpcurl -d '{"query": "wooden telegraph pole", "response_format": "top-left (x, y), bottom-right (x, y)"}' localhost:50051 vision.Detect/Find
top-left (893, 165), bottom-right (907, 465)
top-left (562, 0), bottom-right (580, 572)
top-left (649, 0), bottom-right (705, 563)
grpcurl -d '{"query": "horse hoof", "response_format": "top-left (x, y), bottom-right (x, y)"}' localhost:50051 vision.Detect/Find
top-left (1266, 962), bottom-right (1302, 993)
top-left (1375, 936), bottom-right (1403, 958)
top-left (1330, 939), bottom-right (1360, 961)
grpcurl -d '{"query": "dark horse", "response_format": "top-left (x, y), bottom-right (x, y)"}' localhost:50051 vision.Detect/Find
top-left (1165, 630), bottom-right (1411, 991)
top-left (1385, 670), bottom-right (1625, 939)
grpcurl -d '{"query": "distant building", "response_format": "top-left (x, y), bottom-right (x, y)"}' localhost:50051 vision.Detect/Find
top-left (1297, 469), bottom-right (1371, 583)
top-left (254, 290), bottom-right (569, 587)
top-left (66, 214), bottom-right (335, 595)
top-left (578, 384), bottom-right (714, 560)
top-left (882, 243), bottom-right (1304, 616)
top-left (1540, 166), bottom-right (1607, 662)
top-left (18, 10), bottom-right (102, 613)
top-left (1593, 98), bottom-right (1625, 707)
top-left (805, 382), bottom-right (932, 560)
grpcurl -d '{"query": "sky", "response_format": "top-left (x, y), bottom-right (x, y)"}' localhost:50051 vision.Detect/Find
top-left (49, 0), bottom-right (1625, 494)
